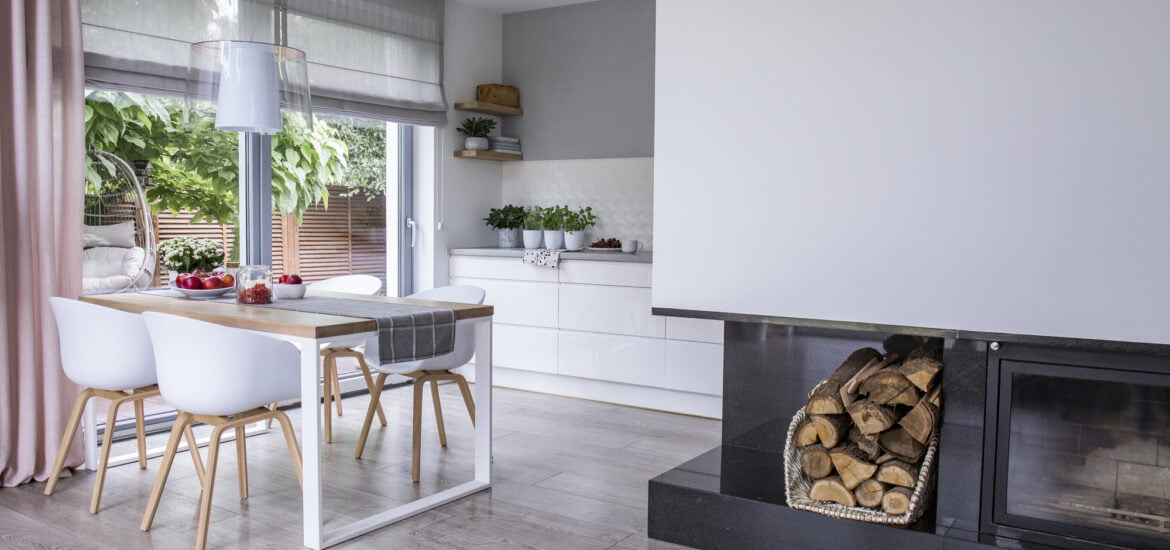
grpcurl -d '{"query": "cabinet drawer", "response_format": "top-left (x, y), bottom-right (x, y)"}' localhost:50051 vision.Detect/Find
top-left (559, 284), bottom-right (664, 338)
top-left (665, 317), bottom-right (724, 344)
top-left (665, 340), bottom-right (723, 396)
top-left (450, 277), bottom-right (558, 328)
top-left (559, 261), bottom-right (651, 287)
top-left (450, 255), bottom-right (558, 282)
top-left (558, 330), bottom-right (665, 387)
top-left (493, 324), bottom-right (558, 374)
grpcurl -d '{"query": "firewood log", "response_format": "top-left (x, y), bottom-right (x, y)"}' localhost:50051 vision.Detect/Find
top-left (899, 347), bottom-right (943, 392)
top-left (854, 479), bottom-right (887, 508)
top-left (860, 369), bottom-right (919, 407)
top-left (846, 400), bottom-right (898, 435)
top-left (809, 414), bottom-right (849, 449)
top-left (827, 347), bottom-right (884, 385)
top-left (829, 443), bottom-right (878, 490)
top-left (809, 476), bottom-right (857, 507)
top-left (795, 419), bottom-right (820, 447)
top-left (806, 379), bottom-right (845, 415)
top-left (840, 355), bottom-right (899, 408)
top-left (882, 486), bottom-right (913, 515)
top-left (898, 398), bottom-right (939, 444)
top-left (926, 384), bottom-right (942, 408)
top-left (875, 453), bottom-right (897, 465)
top-left (848, 426), bottom-right (882, 461)
top-left (875, 460), bottom-right (919, 488)
top-left (800, 444), bottom-right (834, 479)
top-left (879, 427), bottom-right (926, 463)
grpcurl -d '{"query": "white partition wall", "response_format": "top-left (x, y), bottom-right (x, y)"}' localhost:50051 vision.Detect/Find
top-left (652, 1), bottom-right (1170, 344)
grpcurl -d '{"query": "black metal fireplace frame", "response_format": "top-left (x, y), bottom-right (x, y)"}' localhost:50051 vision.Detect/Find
top-left (981, 343), bottom-right (1170, 550)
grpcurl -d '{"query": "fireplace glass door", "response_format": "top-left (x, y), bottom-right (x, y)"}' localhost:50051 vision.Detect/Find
top-left (993, 359), bottom-right (1170, 548)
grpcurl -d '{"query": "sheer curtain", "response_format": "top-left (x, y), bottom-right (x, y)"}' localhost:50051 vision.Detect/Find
top-left (81, 0), bottom-right (447, 124)
top-left (0, 0), bottom-right (86, 487)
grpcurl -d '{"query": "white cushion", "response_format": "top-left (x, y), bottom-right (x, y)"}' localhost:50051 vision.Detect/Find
top-left (82, 221), bottom-right (136, 248)
top-left (82, 246), bottom-right (150, 292)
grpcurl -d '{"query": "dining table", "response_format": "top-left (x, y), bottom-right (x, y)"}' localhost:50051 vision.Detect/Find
top-left (79, 289), bottom-right (495, 549)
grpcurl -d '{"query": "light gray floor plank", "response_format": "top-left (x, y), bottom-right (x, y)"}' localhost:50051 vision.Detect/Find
top-left (0, 385), bottom-right (720, 549)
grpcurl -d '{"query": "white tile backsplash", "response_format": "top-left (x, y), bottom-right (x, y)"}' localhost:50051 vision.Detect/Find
top-left (502, 157), bottom-right (653, 249)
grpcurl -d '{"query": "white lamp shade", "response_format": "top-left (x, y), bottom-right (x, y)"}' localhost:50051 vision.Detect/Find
top-left (186, 41), bottom-right (312, 134)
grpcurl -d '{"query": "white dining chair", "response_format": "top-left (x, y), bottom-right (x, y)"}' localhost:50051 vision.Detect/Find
top-left (45, 297), bottom-right (203, 514)
top-left (306, 274), bottom-right (385, 442)
top-left (139, 312), bottom-right (303, 550)
top-left (353, 285), bottom-right (484, 482)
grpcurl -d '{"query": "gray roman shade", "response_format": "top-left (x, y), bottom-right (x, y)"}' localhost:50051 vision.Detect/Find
top-left (81, 0), bottom-right (447, 126)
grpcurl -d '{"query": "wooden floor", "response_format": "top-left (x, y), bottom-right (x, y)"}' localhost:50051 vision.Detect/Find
top-left (0, 384), bottom-right (720, 549)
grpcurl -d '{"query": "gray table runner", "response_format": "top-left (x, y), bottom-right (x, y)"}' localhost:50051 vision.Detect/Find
top-left (143, 291), bottom-right (456, 364)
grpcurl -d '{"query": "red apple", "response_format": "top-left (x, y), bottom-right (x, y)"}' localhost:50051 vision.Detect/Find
top-left (174, 274), bottom-right (188, 286)
top-left (286, 274), bottom-right (303, 284)
top-left (192, 269), bottom-right (207, 277)
top-left (218, 273), bottom-right (235, 287)
top-left (201, 277), bottom-right (223, 290)
top-left (180, 277), bottom-right (203, 290)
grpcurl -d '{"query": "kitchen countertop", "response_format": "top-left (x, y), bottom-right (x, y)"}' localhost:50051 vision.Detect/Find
top-left (449, 247), bottom-right (652, 264)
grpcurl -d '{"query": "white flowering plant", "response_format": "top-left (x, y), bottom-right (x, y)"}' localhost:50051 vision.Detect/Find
top-left (158, 237), bottom-right (224, 273)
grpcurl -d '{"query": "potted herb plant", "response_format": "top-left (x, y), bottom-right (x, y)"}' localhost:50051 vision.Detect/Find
top-left (484, 204), bottom-right (526, 248)
top-left (522, 206), bottom-right (544, 249)
top-left (562, 206), bottom-right (598, 251)
top-left (540, 205), bottom-right (569, 250)
top-left (456, 117), bottom-right (496, 151)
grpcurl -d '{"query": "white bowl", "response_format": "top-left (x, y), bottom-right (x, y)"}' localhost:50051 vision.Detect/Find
top-left (274, 283), bottom-right (307, 299)
top-left (170, 282), bottom-right (234, 299)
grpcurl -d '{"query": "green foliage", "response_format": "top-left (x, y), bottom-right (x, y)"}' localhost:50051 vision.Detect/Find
top-left (523, 206), bottom-right (544, 230)
top-left (483, 204), bottom-right (526, 229)
top-left (330, 118), bottom-right (387, 201)
top-left (562, 206), bottom-right (598, 232)
top-left (537, 205), bottom-right (572, 231)
top-left (456, 117), bottom-right (496, 138)
top-left (158, 237), bottom-right (224, 273)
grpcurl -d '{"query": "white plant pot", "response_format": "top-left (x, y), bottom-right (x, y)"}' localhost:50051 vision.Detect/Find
top-left (564, 230), bottom-right (587, 251)
top-left (464, 137), bottom-right (489, 151)
top-left (522, 229), bottom-right (544, 249)
top-left (497, 228), bottom-right (520, 248)
top-left (543, 230), bottom-right (565, 250)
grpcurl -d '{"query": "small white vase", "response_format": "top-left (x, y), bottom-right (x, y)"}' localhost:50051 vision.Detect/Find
top-left (497, 228), bottom-right (520, 248)
top-left (465, 137), bottom-right (489, 151)
top-left (564, 230), bottom-right (587, 251)
top-left (543, 229), bottom-right (565, 250)
top-left (522, 229), bottom-right (544, 249)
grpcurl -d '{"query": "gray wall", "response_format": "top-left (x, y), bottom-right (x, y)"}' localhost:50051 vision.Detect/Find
top-left (501, 0), bottom-right (654, 161)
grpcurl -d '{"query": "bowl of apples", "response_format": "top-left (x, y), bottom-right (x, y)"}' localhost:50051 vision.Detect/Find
top-left (274, 274), bottom-right (307, 299)
top-left (171, 269), bottom-right (236, 299)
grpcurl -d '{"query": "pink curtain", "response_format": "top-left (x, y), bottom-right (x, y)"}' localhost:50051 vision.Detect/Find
top-left (0, 0), bottom-right (85, 487)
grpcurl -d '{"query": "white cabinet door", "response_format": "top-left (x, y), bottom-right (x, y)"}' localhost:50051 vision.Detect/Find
top-left (665, 340), bottom-right (723, 396)
top-left (559, 284), bottom-right (665, 338)
top-left (558, 330), bottom-right (665, 387)
top-left (450, 277), bottom-right (558, 328)
top-left (559, 261), bottom-right (651, 287)
top-left (450, 255), bottom-right (558, 282)
top-left (665, 317), bottom-right (724, 344)
top-left (493, 324), bottom-right (558, 374)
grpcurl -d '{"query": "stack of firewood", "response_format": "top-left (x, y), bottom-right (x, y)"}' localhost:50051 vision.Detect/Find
top-left (793, 346), bottom-right (943, 515)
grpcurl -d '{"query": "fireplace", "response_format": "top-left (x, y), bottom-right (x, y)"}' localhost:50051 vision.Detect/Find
top-left (983, 345), bottom-right (1170, 549)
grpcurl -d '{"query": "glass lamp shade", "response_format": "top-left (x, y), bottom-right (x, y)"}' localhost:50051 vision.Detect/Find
top-left (185, 41), bottom-right (311, 134)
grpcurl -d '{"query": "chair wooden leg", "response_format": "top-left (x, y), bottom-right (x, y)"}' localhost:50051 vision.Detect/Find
top-left (134, 398), bottom-right (147, 469)
top-left (411, 378), bottom-right (425, 482)
top-left (184, 424), bottom-right (206, 486)
top-left (44, 388), bottom-right (95, 496)
top-left (141, 412), bottom-right (193, 531)
top-left (355, 355), bottom-right (387, 426)
top-left (331, 360), bottom-right (344, 416)
top-left (235, 426), bottom-right (248, 499)
top-left (430, 379), bottom-right (447, 447)
top-left (454, 375), bottom-right (476, 426)
top-left (90, 393), bottom-right (132, 514)
top-left (354, 372), bottom-right (389, 459)
top-left (272, 410), bottom-right (303, 489)
top-left (322, 354), bottom-right (334, 444)
top-left (195, 426), bottom-right (227, 550)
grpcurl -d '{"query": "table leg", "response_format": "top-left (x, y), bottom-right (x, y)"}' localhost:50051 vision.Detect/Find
top-left (474, 319), bottom-right (492, 483)
top-left (299, 336), bottom-right (324, 549)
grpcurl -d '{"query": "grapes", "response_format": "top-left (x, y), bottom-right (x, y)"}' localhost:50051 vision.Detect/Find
top-left (590, 238), bottom-right (621, 249)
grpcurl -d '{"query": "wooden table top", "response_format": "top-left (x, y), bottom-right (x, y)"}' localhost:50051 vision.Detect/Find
top-left (80, 290), bottom-right (493, 339)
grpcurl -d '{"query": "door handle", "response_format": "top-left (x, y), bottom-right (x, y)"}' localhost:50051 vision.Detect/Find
top-left (405, 218), bottom-right (417, 248)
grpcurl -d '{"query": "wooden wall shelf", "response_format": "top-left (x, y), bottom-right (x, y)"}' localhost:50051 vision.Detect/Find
top-left (453, 150), bottom-right (524, 161)
top-left (454, 101), bottom-right (523, 117)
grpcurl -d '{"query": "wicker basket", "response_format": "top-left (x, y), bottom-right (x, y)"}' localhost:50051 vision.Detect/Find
top-left (783, 408), bottom-right (939, 526)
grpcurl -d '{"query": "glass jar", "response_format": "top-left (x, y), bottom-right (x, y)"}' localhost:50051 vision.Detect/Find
top-left (236, 264), bottom-right (273, 304)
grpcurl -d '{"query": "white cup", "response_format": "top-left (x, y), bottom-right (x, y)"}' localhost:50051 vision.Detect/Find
top-left (621, 239), bottom-right (643, 254)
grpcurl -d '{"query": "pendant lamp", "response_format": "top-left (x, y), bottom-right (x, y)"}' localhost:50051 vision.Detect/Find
top-left (185, 40), bottom-right (312, 133)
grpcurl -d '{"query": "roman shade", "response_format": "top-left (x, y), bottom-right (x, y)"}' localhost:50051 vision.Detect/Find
top-left (81, 0), bottom-right (446, 125)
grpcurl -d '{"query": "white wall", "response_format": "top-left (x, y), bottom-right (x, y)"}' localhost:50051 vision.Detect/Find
top-left (417, 1), bottom-right (504, 290)
top-left (653, 1), bottom-right (1170, 344)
